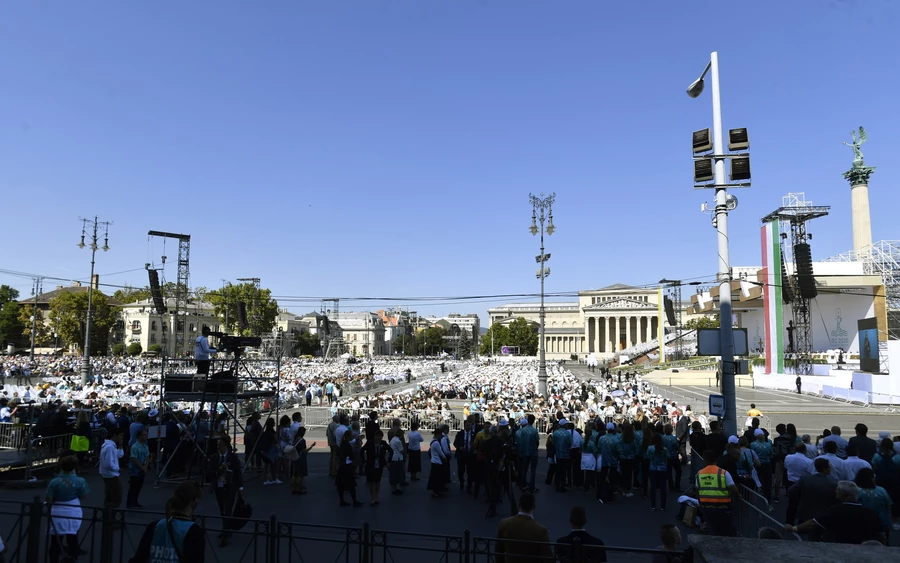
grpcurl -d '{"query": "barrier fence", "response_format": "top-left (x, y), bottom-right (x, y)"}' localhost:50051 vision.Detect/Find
top-left (0, 497), bottom-right (686, 563)
top-left (734, 485), bottom-right (801, 541)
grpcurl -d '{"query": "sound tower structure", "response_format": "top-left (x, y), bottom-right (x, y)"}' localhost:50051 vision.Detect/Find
top-left (660, 279), bottom-right (683, 359)
top-left (148, 231), bottom-right (191, 355)
top-left (322, 298), bottom-right (345, 361)
top-left (761, 193), bottom-right (830, 376)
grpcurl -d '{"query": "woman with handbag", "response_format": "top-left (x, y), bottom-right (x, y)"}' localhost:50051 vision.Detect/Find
top-left (129, 481), bottom-right (205, 563)
top-left (45, 455), bottom-right (89, 563)
top-left (290, 427), bottom-right (315, 495)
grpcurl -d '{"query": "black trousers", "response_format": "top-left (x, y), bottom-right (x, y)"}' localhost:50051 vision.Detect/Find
top-left (215, 486), bottom-right (236, 534)
top-left (555, 459), bottom-right (570, 490)
top-left (196, 359), bottom-right (211, 375)
top-left (48, 534), bottom-right (80, 563)
top-left (127, 474), bottom-right (145, 507)
top-left (457, 454), bottom-right (471, 489)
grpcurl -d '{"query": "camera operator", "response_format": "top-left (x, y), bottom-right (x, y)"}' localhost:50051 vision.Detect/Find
top-left (195, 326), bottom-right (217, 375)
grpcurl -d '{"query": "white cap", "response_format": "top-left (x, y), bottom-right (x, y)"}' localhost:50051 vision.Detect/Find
top-left (606, 422), bottom-right (616, 430)
top-left (727, 435), bottom-right (740, 444)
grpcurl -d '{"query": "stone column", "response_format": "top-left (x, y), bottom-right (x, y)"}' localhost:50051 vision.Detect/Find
top-left (609, 317), bottom-right (616, 352)
top-left (625, 316), bottom-right (632, 348)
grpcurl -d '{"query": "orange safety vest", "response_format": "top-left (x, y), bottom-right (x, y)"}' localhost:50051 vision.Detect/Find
top-left (696, 465), bottom-right (731, 506)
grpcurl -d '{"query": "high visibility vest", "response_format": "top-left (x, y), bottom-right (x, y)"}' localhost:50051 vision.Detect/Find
top-left (697, 466), bottom-right (731, 506)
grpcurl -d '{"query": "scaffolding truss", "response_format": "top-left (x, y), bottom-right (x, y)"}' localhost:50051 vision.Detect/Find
top-left (823, 239), bottom-right (900, 340)
top-left (761, 193), bottom-right (831, 376)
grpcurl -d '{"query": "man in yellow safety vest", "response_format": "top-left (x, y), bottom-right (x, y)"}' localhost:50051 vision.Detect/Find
top-left (695, 449), bottom-right (739, 536)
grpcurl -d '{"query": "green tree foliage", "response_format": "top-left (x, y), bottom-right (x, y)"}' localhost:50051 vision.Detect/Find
top-left (18, 304), bottom-right (51, 345)
top-left (148, 343), bottom-right (163, 354)
top-left (0, 285), bottom-right (24, 347)
top-left (294, 331), bottom-right (321, 356)
top-left (391, 330), bottom-right (417, 355)
top-left (112, 285), bottom-right (153, 304)
top-left (479, 318), bottom-right (538, 356)
top-left (458, 330), bottom-right (472, 359)
top-left (684, 315), bottom-right (720, 330)
top-left (48, 290), bottom-right (119, 355)
top-left (126, 342), bottom-right (143, 356)
top-left (112, 343), bottom-right (126, 356)
top-left (207, 283), bottom-right (279, 336)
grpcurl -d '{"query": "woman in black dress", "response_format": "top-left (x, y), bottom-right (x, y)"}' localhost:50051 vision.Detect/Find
top-left (426, 429), bottom-right (447, 499)
top-left (335, 430), bottom-right (363, 507)
top-left (362, 430), bottom-right (389, 505)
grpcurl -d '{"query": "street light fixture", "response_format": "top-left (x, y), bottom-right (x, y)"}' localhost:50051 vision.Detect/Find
top-left (686, 51), bottom-right (745, 436)
top-left (529, 192), bottom-right (556, 397)
top-left (78, 216), bottom-right (111, 385)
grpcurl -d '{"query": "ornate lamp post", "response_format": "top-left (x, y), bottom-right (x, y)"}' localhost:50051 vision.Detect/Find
top-left (78, 217), bottom-right (110, 385)
top-left (529, 193), bottom-right (556, 397)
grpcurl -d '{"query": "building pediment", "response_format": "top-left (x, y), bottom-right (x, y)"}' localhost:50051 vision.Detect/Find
top-left (583, 298), bottom-right (656, 311)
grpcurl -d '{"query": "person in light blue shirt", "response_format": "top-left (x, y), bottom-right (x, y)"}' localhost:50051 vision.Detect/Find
top-left (616, 423), bottom-right (640, 498)
top-left (128, 429), bottom-right (150, 509)
top-left (597, 423), bottom-right (621, 503)
top-left (645, 434), bottom-right (669, 511)
top-left (750, 429), bottom-right (775, 505)
top-left (46, 455), bottom-right (90, 562)
top-left (662, 425), bottom-right (682, 491)
top-left (552, 420), bottom-right (573, 492)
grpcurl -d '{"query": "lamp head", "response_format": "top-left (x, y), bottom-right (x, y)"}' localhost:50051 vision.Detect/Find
top-left (546, 215), bottom-right (556, 236)
top-left (529, 214), bottom-right (538, 235)
top-left (686, 78), bottom-right (704, 98)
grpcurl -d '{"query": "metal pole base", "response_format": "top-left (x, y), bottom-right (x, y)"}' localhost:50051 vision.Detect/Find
top-left (537, 366), bottom-right (548, 397)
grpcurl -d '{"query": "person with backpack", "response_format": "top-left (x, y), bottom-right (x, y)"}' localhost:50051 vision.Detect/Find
top-left (771, 423), bottom-right (795, 501)
top-left (129, 481), bottom-right (205, 563)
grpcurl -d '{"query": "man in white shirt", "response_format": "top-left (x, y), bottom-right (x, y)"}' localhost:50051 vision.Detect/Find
top-left (195, 326), bottom-right (217, 375)
top-left (784, 443), bottom-right (815, 488)
top-left (841, 444), bottom-right (872, 482)
top-left (822, 426), bottom-right (848, 459)
top-left (99, 427), bottom-right (125, 509)
top-left (817, 441), bottom-right (847, 482)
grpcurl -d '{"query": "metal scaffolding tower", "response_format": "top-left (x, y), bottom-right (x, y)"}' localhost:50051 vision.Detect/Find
top-left (148, 231), bottom-right (191, 354)
top-left (321, 298), bottom-right (344, 360)
top-left (824, 240), bottom-right (900, 340)
top-left (761, 193), bottom-right (830, 376)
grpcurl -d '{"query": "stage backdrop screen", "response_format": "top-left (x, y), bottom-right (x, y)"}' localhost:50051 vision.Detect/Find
top-left (857, 317), bottom-right (880, 373)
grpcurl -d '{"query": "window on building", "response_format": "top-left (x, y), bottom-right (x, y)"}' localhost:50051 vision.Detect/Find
top-left (151, 334), bottom-right (157, 343)
top-left (189, 323), bottom-right (195, 332)
top-left (176, 321), bottom-right (184, 332)
top-left (151, 320), bottom-right (157, 331)
top-left (162, 323), bottom-right (168, 331)
top-left (131, 321), bottom-right (141, 330)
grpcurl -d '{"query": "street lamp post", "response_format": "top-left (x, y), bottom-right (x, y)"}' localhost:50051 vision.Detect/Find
top-left (687, 52), bottom-right (737, 436)
top-left (78, 217), bottom-right (110, 386)
top-left (529, 193), bottom-right (556, 397)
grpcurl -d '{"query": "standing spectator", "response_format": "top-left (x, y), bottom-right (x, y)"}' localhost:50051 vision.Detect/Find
top-left (208, 436), bottom-right (243, 547)
top-left (786, 458), bottom-right (837, 541)
top-left (696, 449), bottom-right (738, 537)
top-left (818, 441), bottom-right (848, 482)
top-left (127, 429), bottom-right (150, 509)
top-left (849, 423), bottom-right (878, 464)
top-left (495, 493), bottom-right (553, 562)
top-left (854, 468), bottom-right (894, 540)
top-left (407, 421), bottom-right (424, 482)
top-left (363, 430), bottom-right (390, 505)
top-left (46, 456), bottom-right (89, 562)
top-left (551, 419), bottom-right (572, 493)
top-left (129, 481), bottom-right (205, 563)
top-left (823, 426), bottom-right (849, 459)
top-left (871, 438), bottom-right (900, 528)
top-left (427, 429), bottom-right (448, 499)
top-left (786, 480), bottom-right (885, 544)
top-left (515, 415), bottom-right (540, 493)
top-left (750, 429), bottom-right (775, 506)
top-left (616, 422), bottom-right (639, 499)
top-left (554, 506), bottom-right (607, 562)
top-left (243, 413), bottom-right (262, 470)
top-left (783, 443), bottom-right (815, 490)
top-left (100, 427), bottom-right (125, 509)
top-left (646, 434), bottom-right (669, 511)
top-left (290, 427), bottom-right (313, 495)
top-left (335, 430), bottom-right (363, 507)
top-left (388, 428), bottom-right (406, 496)
top-left (843, 444), bottom-right (872, 482)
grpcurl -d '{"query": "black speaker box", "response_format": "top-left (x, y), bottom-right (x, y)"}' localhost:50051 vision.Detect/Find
top-left (794, 243), bottom-right (817, 299)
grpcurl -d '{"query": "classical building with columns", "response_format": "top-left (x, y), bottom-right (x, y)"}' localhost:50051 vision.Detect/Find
top-left (488, 284), bottom-right (667, 360)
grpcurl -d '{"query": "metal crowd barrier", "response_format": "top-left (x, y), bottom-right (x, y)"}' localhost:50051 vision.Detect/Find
top-left (734, 486), bottom-right (801, 541)
top-left (0, 422), bottom-right (29, 450)
top-left (0, 497), bottom-right (688, 563)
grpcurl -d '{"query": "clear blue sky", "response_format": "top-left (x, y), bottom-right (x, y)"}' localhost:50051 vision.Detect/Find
top-left (1, 1), bottom-right (898, 323)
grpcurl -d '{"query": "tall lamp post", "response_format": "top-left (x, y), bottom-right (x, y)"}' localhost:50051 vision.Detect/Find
top-left (529, 193), bottom-right (556, 397)
top-left (78, 217), bottom-right (111, 385)
top-left (686, 52), bottom-right (738, 436)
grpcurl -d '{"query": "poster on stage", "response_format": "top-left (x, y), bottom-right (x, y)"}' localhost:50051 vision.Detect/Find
top-left (857, 317), bottom-right (880, 373)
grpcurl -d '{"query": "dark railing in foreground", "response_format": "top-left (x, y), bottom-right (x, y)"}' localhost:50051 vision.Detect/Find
top-left (0, 498), bottom-right (687, 563)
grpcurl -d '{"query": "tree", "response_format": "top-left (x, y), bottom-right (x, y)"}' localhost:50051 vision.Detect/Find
top-left (294, 331), bottom-right (321, 356)
top-left (458, 330), bottom-right (472, 359)
top-left (148, 343), bottom-right (163, 354)
top-left (18, 304), bottom-right (51, 346)
top-left (685, 315), bottom-right (720, 330)
top-left (424, 326), bottom-right (446, 354)
top-left (392, 329), bottom-right (417, 355)
top-left (207, 282), bottom-right (279, 336)
top-left (126, 342), bottom-right (143, 356)
top-left (0, 285), bottom-right (24, 347)
top-left (112, 343), bottom-right (126, 356)
top-left (480, 324), bottom-right (511, 356)
top-left (113, 285), bottom-right (152, 304)
top-left (508, 317), bottom-right (539, 356)
top-left (48, 290), bottom-right (119, 355)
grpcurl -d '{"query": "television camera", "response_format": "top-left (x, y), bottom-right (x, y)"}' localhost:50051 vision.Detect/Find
top-left (208, 332), bottom-right (262, 353)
